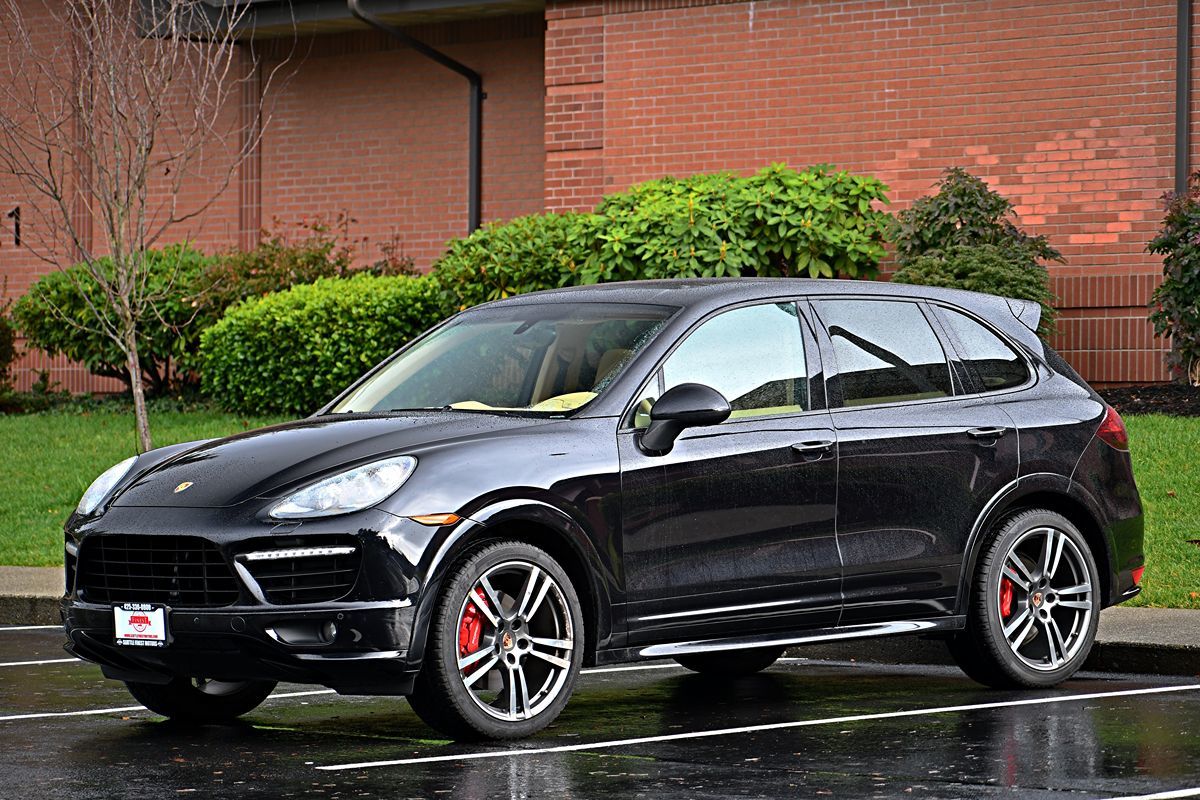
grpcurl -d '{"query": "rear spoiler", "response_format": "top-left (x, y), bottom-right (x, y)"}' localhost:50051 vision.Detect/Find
top-left (1006, 298), bottom-right (1042, 333)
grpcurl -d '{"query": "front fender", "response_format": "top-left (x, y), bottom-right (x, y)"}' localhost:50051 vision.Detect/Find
top-left (404, 497), bottom-right (615, 667)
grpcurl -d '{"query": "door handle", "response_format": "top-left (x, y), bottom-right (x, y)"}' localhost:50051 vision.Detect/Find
top-left (791, 439), bottom-right (835, 455)
top-left (967, 426), bottom-right (1008, 439)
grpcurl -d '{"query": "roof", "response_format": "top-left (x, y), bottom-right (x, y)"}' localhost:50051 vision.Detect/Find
top-left (484, 278), bottom-right (1044, 347)
top-left (193, 0), bottom-right (544, 38)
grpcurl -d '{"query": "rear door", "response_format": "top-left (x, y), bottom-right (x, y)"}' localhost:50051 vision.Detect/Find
top-left (807, 297), bottom-right (1019, 624)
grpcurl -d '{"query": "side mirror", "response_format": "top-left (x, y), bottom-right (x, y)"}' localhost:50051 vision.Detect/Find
top-left (639, 383), bottom-right (731, 454)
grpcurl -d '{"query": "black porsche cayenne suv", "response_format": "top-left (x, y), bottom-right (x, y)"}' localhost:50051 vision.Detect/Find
top-left (61, 279), bottom-right (1144, 740)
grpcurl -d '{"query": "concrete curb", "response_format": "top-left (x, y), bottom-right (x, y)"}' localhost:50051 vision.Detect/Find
top-left (0, 595), bottom-right (60, 626)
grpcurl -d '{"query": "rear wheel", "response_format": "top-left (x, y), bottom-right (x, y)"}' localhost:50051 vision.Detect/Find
top-left (949, 509), bottom-right (1100, 688)
top-left (407, 540), bottom-right (584, 740)
top-left (125, 677), bottom-right (276, 723)
top-left (675, 646), bottom-right (786, 677)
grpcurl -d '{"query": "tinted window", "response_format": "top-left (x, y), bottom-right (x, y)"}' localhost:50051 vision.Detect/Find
top-left (635, 302), bottom-right (808, 426)
top-left (816, 299), bottom-right (953, 407)
top-left (936, 306), bottom-right (1030, 392)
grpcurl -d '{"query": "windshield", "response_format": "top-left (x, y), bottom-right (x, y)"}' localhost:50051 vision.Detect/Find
top-left (330, 302), bottom-right (676, 415)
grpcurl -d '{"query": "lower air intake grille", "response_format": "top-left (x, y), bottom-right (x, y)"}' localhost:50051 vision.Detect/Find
top-left (77, 534), bottom-right (239, 607)
top-left (241, 543), bottom-right (362, 605)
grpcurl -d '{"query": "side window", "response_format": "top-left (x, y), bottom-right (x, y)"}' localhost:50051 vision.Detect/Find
top-left (816, 299), bottom-right (953, 407)
top-left (633, 302), bottom-right (809, 427)
top-left (935, 306), bottom-right (1030, 392)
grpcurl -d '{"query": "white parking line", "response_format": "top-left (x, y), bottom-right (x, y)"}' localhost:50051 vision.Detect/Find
top-left (0, 662), bottom-right (685, 721)
top-left (0, 689), bottom-right (336, 722)
top-left (0, 658), bottom-right (78, 668)
top-left (0, 625), bottom-right (60, 632)
top-left (1108, 789), bottom-right (1200, 800)
top-left (317, 682), bottom-right (1200, 770)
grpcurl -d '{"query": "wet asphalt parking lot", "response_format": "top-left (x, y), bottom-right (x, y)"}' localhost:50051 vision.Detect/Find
top-left (2, 625), bottom-right (1199, 799)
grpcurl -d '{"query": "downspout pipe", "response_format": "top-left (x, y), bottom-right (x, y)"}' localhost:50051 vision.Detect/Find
top-left (1177, 0), bottom-right (1192, 195)
top-left (347, 0), bottom-right (483, 233)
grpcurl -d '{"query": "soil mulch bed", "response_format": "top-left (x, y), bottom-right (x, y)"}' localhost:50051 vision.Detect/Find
top-left (1099, 383), bottom-right (1200, 417)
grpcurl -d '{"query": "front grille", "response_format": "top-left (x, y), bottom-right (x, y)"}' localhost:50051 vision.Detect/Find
top-left (77, 534), bottom-right (239, 607)
top-left (241, 541), bottom-right (362, 605)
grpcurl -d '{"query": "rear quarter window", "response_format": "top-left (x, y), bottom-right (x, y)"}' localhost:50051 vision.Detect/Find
top-left (934, 306), bottom-right (1030, 393)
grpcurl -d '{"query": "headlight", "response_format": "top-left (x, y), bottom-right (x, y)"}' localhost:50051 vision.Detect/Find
top-left (269, 455), bottom-right (417, 519)
top-left (76, 456), bottom-right (138, 516)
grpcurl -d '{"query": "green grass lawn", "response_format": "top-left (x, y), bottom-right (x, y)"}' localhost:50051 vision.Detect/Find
top-left (0, 409), bottom-right (1196, 608)
top-left (0, 407), bottom-right (286, 566)
top-left (1124, 415), bottom-right (1200, 609)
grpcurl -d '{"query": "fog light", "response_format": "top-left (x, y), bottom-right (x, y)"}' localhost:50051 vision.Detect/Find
top-left (321, 621), bottom-right (338, 643)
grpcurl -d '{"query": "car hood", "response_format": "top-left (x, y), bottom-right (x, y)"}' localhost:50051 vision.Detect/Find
top-left (111, 412), bottom-right (557, 509)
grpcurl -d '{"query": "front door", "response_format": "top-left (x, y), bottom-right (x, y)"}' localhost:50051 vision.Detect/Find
top-left (618, 301), bottom-right (841, 645)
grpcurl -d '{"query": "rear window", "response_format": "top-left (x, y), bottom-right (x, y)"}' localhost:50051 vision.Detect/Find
top-left (815, 299), bottom-right (953, 407)
top-left (934, 306), bottom-right (1030, 393)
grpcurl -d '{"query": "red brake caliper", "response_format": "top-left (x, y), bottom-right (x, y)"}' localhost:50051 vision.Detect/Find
top-left (999, 577), bottom-right (1014, 619)
top-left (458, 588), bottom-right (487, 673)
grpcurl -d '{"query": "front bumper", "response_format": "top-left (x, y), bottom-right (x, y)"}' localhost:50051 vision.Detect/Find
top-left (61, 505), bottom-right (446, 696)
top-left (63, 598), bottom-right (420, 695)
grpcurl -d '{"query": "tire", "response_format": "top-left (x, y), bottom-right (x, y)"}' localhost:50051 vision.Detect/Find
top-left (949, 508), bottom-right (1101, 688)
top-left (125, 677), bottom-right (276, 723)
top-left (675, 646), bottom-right (786, 677)
top-left (407, 540), bottom-right (585, 740)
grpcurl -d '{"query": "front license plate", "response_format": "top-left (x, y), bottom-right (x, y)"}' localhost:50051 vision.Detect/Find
top-left (113, 603), bottom-right (169, 648)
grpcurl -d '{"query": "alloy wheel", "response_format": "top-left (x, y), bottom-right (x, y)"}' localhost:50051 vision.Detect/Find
top-left (454, 559), bottom-right (575, 721)
top-left (996, 526), bottom-right (1094, 671)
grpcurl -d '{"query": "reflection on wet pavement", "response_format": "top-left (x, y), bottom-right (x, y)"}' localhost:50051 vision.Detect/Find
top-left (1, 627), bottom-right (1198, 798)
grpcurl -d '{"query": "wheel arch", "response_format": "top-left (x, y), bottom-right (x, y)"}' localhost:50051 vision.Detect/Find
top-left (958, 474), bottom-right (1115, 613)
top-left (408, 499), bottom-right (613, 668)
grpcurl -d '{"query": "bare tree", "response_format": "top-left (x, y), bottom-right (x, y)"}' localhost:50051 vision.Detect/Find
top-left (0, 0), bottom-right (289, 451)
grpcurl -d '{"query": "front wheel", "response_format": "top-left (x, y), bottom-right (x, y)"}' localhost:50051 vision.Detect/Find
top-left (949, 509), bottom-right (1100, 688)
top-left (125, 677), bottom-right (276, 723)
top-left (407, 540), bottom-right (584, 740)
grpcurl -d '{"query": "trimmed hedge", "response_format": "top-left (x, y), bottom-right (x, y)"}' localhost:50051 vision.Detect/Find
top-left (200, 274), bottom-right (448, 415)
top-left (12, 244), bottom-right (214, 393)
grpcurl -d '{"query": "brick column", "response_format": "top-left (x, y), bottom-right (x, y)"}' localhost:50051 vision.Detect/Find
top-left (544, 1), bottom-right (606, 211)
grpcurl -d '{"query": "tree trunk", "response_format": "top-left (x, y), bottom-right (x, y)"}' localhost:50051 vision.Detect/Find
top-left (122, 323), bottom-right (153, 452)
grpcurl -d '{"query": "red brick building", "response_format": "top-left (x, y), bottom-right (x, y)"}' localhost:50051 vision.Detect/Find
top-left (1, 0), bottom-right (1195, 390)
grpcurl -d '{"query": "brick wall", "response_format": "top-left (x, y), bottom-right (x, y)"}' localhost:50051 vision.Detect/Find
top-left (1, 0), bottom-right (1194, 391)
top-left (545, 0), bottom-right (1189, 383)
top-left (1, 9), bottom-right (545, 392)
top-left (258, 14), bottom-right (545, 269)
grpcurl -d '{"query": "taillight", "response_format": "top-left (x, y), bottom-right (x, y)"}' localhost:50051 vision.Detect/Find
top-left (1132, 565), bottom-right (1145, 586)
top-left (1096, 405), bottom-right (1129, 451)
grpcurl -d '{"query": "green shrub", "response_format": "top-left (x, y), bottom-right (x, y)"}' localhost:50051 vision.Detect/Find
top-left (0, 289), bottom-right (15, 391)
top-left (892, 244), bottom-right (1056, 336)
top-left (191, 217), bottom-right (415, 325)
top-left (431, 212), bottom-right (592, 311)
top-left (200, 273), bottom-right (448, 415)
top-left (893, 167), bottom-right (1062, 265)
top-left (581, 163), bottom-right (891, 282)
top-left (1149, 172), bottom-right (1200, 382)
top-left (12, 244), bottom-right (213, 393)
top-left (430, 164), bottom-right (892, 310)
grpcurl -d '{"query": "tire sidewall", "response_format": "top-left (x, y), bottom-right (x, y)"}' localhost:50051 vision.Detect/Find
top-left (431, 541), bottom-right (585, 738)
top-left (977, 511), bottom-right (1100, 687)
